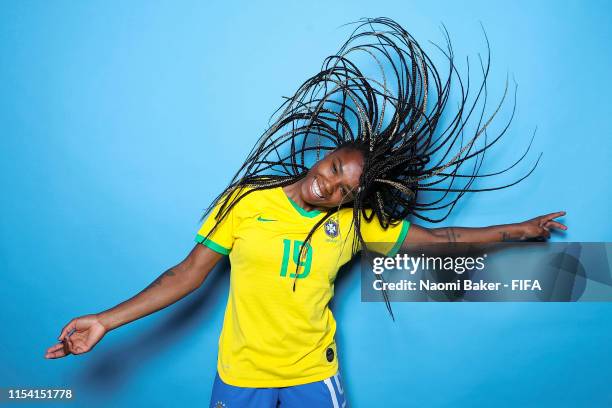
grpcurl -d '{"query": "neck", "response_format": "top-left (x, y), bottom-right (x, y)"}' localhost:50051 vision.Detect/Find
top-left (283, 180), bottom-right (318, 212)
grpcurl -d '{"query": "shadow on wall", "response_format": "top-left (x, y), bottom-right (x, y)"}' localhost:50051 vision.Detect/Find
top-left (70, 258), bottom-right (230, 397)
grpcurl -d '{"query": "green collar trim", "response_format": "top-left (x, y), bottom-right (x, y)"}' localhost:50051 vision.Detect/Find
top-left (281, 189), bottom-right (322, 218)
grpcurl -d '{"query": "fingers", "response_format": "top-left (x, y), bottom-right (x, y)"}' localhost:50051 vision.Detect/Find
top-left (535, 212), bottom-right (567, 236)
top-left (45, 342), bottom-right (68, 359)
top-left (545, 220), bottom-right (567, 231)
top-left (535, 225), bottom-right (551, 239)
top-left (537, 218), bottom-right (567, 240)
top-left (45, 350), bottom-right (66, 359)
top-left (46, 343), bottom-right (64, 354)
top-left (45, 342), bottom-right (65, 359)
top-left (65, 337), bottom-right (85, 355)
top-left (48, 317), bottom-right (93, 359)
top-left (66, 335), bottom-right (87, 355)
top-left (66, 333), bottom-right (89, 355)
top-left (543, 211), bottom-right (566, 222)
top-left (59, 319), bottom-right (77, 341)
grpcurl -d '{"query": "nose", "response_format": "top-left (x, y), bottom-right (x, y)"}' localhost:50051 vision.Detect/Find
top-left (327, 175), bottom-right (344, 195)
top-left (318, 174), bottom-right (335, 197)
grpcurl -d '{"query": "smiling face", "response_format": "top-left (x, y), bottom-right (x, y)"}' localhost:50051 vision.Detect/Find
top-left (299, 147), bottom-right (365, 209)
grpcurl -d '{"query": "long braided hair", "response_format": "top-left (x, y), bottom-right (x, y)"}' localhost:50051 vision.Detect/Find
top-left (200, 17), bottom-right (537, 317)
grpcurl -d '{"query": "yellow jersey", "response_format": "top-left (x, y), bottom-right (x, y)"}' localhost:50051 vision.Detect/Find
top-left (195, 186), bottom-right (410, 387)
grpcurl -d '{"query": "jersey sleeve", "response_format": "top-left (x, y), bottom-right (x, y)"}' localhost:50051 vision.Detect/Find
top-left (195, 194), bottom-right (240, 255)
top-left (359, 217), bottom-right (410, 257)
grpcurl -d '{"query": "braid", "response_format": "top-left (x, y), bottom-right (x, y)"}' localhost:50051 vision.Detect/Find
top-left (200, 17), bottom-right (536, 318)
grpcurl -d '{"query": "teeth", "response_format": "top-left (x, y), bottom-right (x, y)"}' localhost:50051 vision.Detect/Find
top-left (312, 178), bottom-right (324, 199)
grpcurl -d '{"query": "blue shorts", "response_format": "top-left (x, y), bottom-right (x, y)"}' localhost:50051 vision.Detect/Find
top-left (209, 372), bottom-right (348, 408)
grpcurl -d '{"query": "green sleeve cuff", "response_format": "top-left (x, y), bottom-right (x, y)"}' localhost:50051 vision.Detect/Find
top-left (387, 220), bottom-right (410, 257)
top-left (195, 234), bottom-right (231, 255)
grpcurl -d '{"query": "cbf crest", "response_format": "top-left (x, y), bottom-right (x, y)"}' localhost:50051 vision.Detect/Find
top-left (324, 218), bottom-right (339, 238)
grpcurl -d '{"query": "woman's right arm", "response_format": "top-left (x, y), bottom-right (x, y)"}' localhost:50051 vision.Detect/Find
top-left (45, 244), bottom-right (223, 359)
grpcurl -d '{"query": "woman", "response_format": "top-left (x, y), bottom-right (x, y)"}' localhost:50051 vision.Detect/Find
top-left (45, 18), bottom-right (566, 407)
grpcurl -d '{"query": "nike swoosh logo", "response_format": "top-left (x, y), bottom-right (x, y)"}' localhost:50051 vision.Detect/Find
top-left (257, 216), bottom-right (277, 222)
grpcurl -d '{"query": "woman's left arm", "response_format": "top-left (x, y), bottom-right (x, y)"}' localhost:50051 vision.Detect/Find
top-left (404, 211), bottom-right (567, 244)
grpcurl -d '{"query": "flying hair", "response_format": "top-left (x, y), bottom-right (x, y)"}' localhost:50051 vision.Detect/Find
top-left (199, 17), bottom-right (538, 319)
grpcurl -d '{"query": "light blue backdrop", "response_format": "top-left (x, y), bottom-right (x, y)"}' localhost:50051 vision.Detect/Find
top-left (1, 1), bottom-right (611, 407)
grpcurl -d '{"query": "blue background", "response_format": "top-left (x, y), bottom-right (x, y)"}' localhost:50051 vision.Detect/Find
top-left (1, 1), bottom-right (611, 407)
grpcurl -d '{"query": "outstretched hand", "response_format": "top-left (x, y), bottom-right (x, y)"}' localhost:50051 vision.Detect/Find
top-left (518, 211), bottom-right (567, 240)
top-left (45, 314), bottom-right (107, 359)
